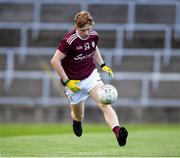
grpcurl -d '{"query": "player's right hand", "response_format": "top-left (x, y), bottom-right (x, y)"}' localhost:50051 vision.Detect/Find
top-left (65, 80), bottom-right (81, 92)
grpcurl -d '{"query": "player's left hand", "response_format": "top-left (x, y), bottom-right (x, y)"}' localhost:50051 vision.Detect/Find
top-left (101, 64), bottom-right (114, 79)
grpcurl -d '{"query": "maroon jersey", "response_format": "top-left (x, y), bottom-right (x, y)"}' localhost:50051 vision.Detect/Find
top-left (58, 29), bottom-right (98, 80)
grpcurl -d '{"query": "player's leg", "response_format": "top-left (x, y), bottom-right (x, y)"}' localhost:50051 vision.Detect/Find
top-left (63, 82), bottom-right (86, 137)
top-left (70, 101), bottom-right (85, 137)
top-left (89, 82), bottom-right (128, 146)
top-left (89, 82), bottom-right (119, 128)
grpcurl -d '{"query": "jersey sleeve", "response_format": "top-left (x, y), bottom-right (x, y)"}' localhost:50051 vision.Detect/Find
top-left (57, 39), bottom-right (70, 55)
top-left (92, 30), bottom-right (99, 46)
top-left (96, 34), bottom-right (99, 45)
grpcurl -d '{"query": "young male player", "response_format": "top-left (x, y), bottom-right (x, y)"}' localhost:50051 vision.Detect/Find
top-left (51, 11), bottom-right (128, 146)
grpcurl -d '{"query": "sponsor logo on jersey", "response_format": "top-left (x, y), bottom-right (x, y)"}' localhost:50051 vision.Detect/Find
top-left (74, 52), bottom-right (94, 61)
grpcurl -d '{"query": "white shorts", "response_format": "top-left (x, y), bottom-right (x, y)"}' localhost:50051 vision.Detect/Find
top-left (64, 69), bottom-right (102, 105)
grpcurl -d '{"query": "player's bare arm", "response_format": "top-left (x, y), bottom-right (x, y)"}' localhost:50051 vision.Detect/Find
top-left (93, 46), bottom-right (104, 65)
top-left (93, 46), bottom-right (114, 78)
top-left (51, 49), bottom-right (81, 92)
top-left (51, 49), bottom-right (68, 81)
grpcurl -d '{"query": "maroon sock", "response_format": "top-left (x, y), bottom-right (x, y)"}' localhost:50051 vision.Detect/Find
top-left (112, 126), bottom-right (120, 137)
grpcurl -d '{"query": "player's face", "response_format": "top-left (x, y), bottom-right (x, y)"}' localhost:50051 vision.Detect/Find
top-left (77, 27), bottom-right (92, 39)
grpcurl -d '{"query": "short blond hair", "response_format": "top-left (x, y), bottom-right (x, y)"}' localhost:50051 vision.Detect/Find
top-left (74, 11), bottom-right (94, 28)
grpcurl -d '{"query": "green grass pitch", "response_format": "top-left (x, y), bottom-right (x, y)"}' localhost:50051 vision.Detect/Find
top-left (0, 123), bottom-right (179, 157)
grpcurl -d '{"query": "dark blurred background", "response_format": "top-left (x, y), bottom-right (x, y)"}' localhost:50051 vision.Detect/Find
top-left (0, 0), bottom-right (180, 123)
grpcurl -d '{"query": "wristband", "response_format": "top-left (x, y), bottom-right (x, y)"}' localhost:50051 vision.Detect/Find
top-left (63, 79), bottom-right (70, 85)
top-left (100, 63), bottom-right (106, 68)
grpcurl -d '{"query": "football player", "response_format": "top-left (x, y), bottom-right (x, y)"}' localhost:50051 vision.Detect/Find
top-left (51, 11), bottom-right (128, 146)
